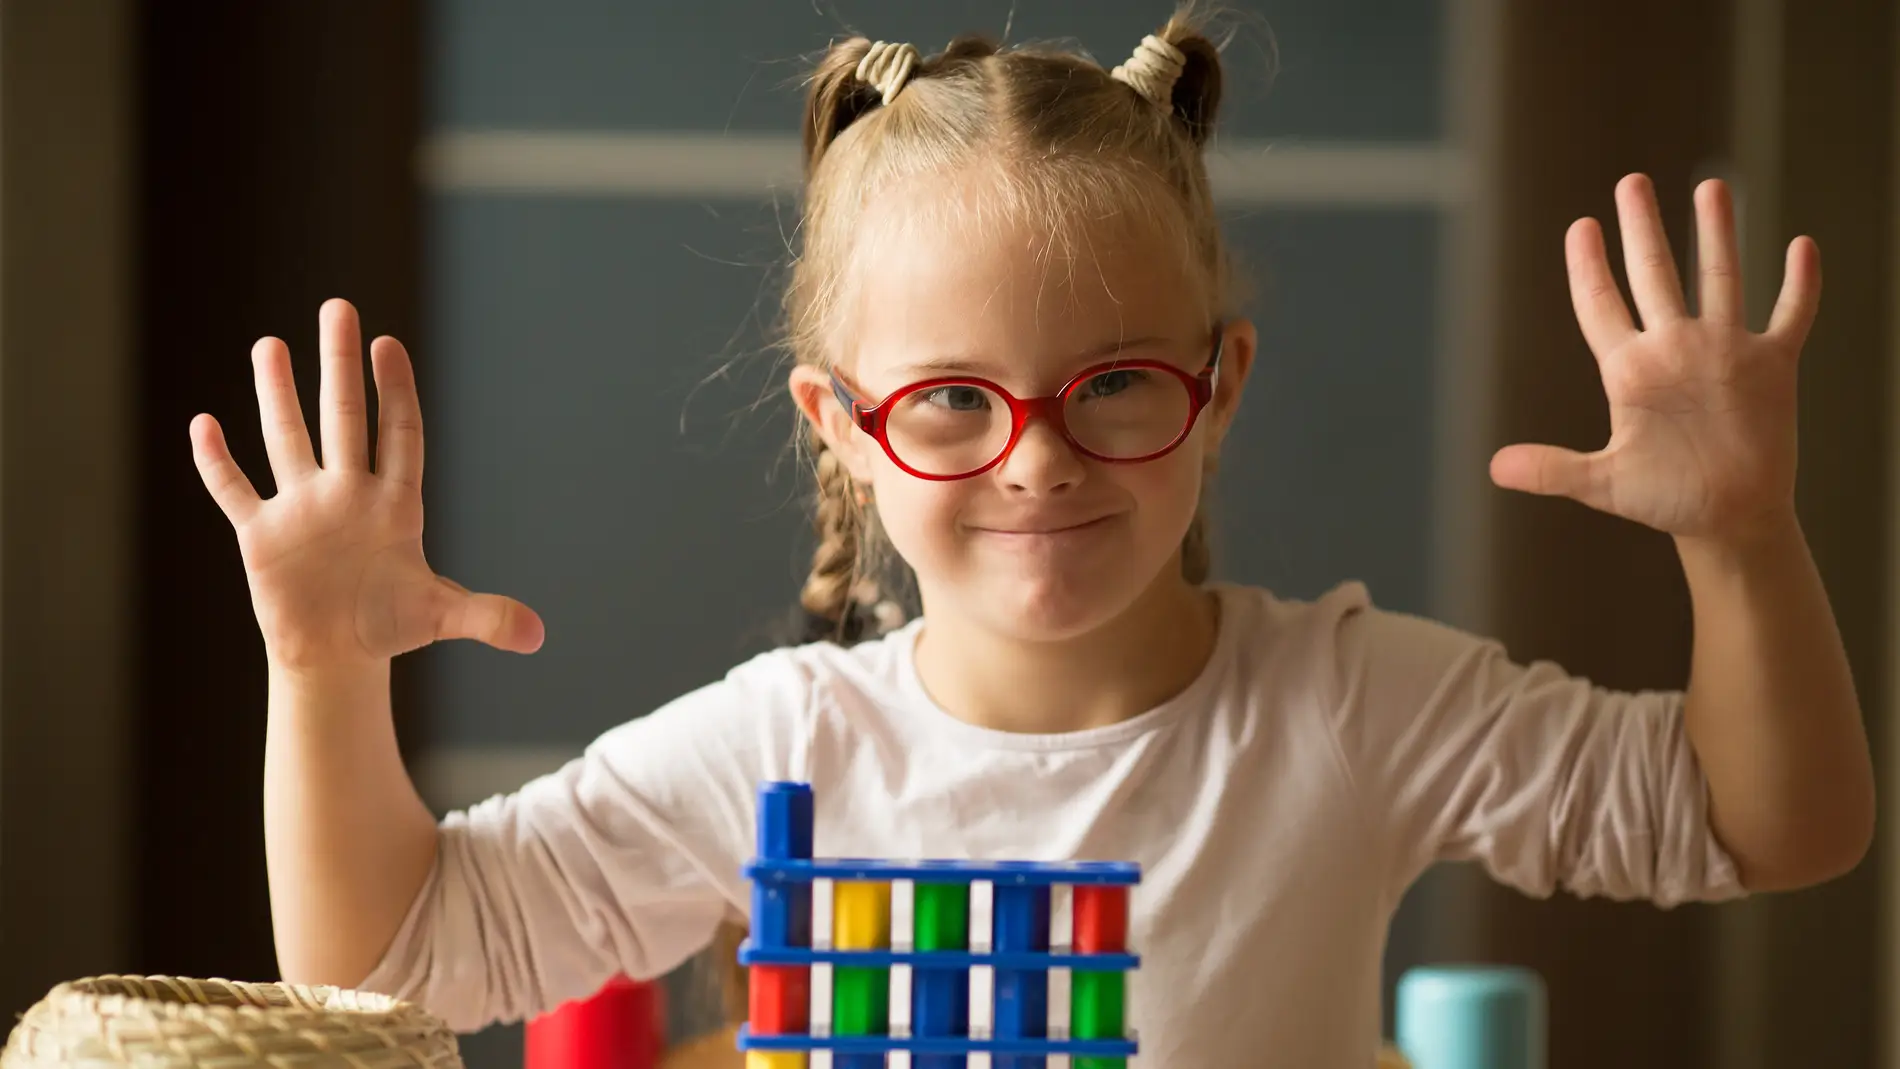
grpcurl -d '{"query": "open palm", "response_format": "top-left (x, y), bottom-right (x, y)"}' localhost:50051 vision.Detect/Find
top-left (192, 299), bottom-right (543, 672)
top-left (1490, 174), bottom-right (1820, 541)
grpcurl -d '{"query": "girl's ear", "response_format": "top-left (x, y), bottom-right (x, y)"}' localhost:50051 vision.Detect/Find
top-left (1205, 318), bottom-right (1257, 450)
top-left (789, 364), bottom-right (878, 482)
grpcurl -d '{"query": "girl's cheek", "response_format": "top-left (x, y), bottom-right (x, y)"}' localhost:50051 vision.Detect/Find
top-left (874, 483), bottom-right (961, 550)
top-left (1130, 455), bottom-right (1203, 505)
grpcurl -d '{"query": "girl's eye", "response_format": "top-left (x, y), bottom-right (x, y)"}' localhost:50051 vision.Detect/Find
top-left (1083, 369), bottom-right (1147, 397)
top-left (919, 385), bottom-right (991, 411)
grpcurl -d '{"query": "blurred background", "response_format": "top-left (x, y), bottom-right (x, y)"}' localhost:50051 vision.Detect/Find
top-left (0, 1), bottom-right (1895, 1067)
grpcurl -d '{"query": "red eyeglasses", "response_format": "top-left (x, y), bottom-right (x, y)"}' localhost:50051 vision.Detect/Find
top-left (829, 330), bottom-right (1224, 481)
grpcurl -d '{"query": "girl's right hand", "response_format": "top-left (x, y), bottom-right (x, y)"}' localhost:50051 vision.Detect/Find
top-left (191, 298), bottom-right (545, 673)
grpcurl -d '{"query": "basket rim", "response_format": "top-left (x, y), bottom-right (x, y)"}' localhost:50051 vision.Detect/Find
top-left (2, 975), bottom-right (464, 1069)
top-left (34, 975), bottom-right (434, 1025)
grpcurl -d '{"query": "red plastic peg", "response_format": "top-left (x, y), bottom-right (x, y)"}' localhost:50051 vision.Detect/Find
top-left (524, 974), bottom-right (665, 1069)
top-left (747, 964), bottom-right (811, 1034)
top-left (1073, 885), bottom-right (1128, 953)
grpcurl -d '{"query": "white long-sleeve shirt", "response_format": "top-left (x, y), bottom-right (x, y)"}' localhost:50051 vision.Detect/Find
top-left (360, 581), bottom-right (1741, 1066)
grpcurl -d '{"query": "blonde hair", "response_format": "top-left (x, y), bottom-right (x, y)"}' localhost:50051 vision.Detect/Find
top-left (786, 6), bottom-right (1234, 647)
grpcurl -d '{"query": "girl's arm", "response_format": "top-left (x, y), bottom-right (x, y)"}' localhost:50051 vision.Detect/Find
top-left (1488, 173), bottom-right (1873, 892)
top-left (264, 660), bottom-right (441, 987)
top-left (354, 660), bottom-right (791, 1033)
top-left (1677, 516), bottom-right (1872, 889)
top-left (190, 301), bottom-right (544, 986)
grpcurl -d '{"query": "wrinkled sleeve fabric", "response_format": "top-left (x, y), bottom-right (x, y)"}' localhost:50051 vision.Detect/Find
top-left (357, 650), bottom-right (814, 1032)
top-left (1316, 584), bottom-right (1743, 907)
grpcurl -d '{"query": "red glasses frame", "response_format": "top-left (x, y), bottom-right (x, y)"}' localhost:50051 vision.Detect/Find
top-left (829, 330), bottom-right (1225, 481)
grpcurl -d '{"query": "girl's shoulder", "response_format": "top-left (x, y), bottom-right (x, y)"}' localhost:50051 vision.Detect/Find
top-left (1209, 578), bottom-right (1375, 652)
top-left (1212, 578), bottom-right (1509, 688)
top-left (1205, 578), bottom-right (1470, 715)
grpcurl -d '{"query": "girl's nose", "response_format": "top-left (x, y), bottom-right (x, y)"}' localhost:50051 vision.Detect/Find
top-left (996, 417), bottom-right (1085, 495)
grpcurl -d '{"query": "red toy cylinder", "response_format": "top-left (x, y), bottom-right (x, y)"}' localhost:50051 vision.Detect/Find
top-left (524, 974), bottom-right (665, 1069)
top-left (747, 963), bottom-right (811, 1034)
top-left (1072, 885), bottom-right (1128, 953)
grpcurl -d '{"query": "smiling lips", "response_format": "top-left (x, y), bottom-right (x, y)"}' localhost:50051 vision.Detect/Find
top-left (972, 515), bottom-right (1119, 537)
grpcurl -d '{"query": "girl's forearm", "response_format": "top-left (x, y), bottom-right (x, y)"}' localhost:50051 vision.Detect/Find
top-left (264, 659), bottom-right (439, 985)
top-left (1678, 509), bottom-right (1874, 891)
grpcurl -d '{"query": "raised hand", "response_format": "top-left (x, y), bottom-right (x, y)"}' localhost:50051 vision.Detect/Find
top-left (192, 298), bottom-right (544, 672)
top-left (1489, 174), bottom-right (1819, 543)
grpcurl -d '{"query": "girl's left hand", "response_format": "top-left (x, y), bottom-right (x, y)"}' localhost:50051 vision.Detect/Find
top-left (1489, 174), bottom-right (1820, 543)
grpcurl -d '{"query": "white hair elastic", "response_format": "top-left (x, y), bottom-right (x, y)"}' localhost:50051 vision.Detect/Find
top-left (1111, 33), bottom-right (1187, 107)
top-left (855, 40), bottom-right (920, 106)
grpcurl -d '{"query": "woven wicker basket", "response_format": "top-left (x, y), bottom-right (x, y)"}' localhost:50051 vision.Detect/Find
top-left (0, 975), bottom-right (463, 1069)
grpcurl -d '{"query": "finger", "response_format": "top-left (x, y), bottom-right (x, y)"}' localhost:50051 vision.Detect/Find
top-left (372, 336), bottom-right (424, 489)
top-left (1765, 235), bottom-right (1823, 349)
top-left (436, 581), bottom-right (546, 654)
top-left (1615, 173), bottom-right (1688, 327)
top-left (189, 413), bottom-right (263, 523)
top-left (1565, 218), bottom-right (1638, 353)
top-left (252, 336), bottom-right (318, 481)
top-left (1694, 178), bottom-right (1745, 326)
top-left (319, 298), bottom-right (370, 470)
top-left (1489, 442), bottom-right (1611, 509)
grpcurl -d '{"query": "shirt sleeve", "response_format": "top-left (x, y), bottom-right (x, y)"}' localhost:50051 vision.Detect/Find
top-left (356, 650), bottom-right (814, 1032)
top-left (1317, 586), bottom-right (1744, 908)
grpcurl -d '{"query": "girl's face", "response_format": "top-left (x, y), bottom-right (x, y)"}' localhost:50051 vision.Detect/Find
top-left (792, 171), bottom-right (1255, 642)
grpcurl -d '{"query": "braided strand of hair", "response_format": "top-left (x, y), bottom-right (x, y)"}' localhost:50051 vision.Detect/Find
top-left (800, 438), bottom-right (864, 640)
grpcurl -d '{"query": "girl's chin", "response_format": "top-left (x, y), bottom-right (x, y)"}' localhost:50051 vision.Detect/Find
top-left (937, 569), bottom-right (1160, 642)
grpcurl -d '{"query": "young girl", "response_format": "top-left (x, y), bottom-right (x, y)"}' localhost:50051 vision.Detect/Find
top-left (188, 8), bottom-right (1873, 1066)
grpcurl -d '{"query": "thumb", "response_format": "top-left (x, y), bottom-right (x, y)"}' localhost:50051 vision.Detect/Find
top-left (1489, 442), bottom-right (1610, 507)
top-left (435, 576), bottom-right (546, 653)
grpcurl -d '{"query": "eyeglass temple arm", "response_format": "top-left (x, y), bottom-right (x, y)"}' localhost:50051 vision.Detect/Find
top-left (829, 371), bottom-right (862, 420)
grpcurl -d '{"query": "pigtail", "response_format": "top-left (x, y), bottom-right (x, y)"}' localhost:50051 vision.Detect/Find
top-left (798, 433), bottom-right (908, 644)
top-left (804, 34), bottom-right (1005, 176)
top-left (799, 442), bottom-right (866, 639)
top-left (1158, 19), bottom-right (1224, 145)
top-left (791, 37), bottom-right (889, 643)
top-left (803, 37), bottom-right (882, 175)
top-left (1111, 10), bottom-right (1227, 147)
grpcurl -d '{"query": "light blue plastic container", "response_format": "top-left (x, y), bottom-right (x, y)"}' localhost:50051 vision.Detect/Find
top-left (1395, 965), bottom-right (1545, 1069)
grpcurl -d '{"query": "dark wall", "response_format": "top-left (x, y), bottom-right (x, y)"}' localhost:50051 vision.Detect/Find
top-left (0, 0), bottom-right (136, 1017)
top-left (132, 2), bottom-right (425, 981)
top-left (1731, 1), bottom-right (1893, 1065)
top-left (1477, 1), bottom-right (1894, 1068)
top-left (1478, 5), bottom-right (1729, 1067)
